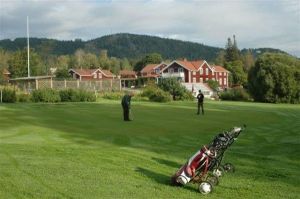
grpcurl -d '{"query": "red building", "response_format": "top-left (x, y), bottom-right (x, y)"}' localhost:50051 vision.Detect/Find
top-left (69, 69), bottom-right (115, 80)
top-left (161, 60), bottom-right (229, 89)
top-left (140, 63), bottom-right (167, 79)
top-left (119, 70), bottom-right (137, 80)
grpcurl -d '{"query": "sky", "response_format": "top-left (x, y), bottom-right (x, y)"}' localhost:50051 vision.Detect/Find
top-left (0, 0), bottom-right (299, 57)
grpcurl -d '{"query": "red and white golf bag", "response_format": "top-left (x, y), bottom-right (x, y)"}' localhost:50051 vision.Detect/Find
top-left (172, 145), bottom-right (217, 185)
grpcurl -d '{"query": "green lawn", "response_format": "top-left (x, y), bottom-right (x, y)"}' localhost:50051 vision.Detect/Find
top-left (0, 100), bottom-right (299, 199)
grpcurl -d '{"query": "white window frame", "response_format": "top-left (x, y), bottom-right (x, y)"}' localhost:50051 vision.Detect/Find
top-left (93, 73), bottom-right (97, 78)
top-left (200, 77), bottom-right (203, 83)
top-left (193, 77), bottom-right (196, 83)
top-left (206, 68), bottom-right (209, 75)
top-left (200, 68), bottom-right (203, 75)
top-left (178, 68), bottom-right (183, 73)
top-left (168, 68), bottom-right (174, 73)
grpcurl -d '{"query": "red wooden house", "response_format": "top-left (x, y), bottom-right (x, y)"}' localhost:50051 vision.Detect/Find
top-left (119, 70), bottom-right (137, 80)
top-left (161, 59), bottom-right (229, 89)
top-left (69, 69), bottom-right (115, 81)
top-left (140, 63), bottom-right (167, 79)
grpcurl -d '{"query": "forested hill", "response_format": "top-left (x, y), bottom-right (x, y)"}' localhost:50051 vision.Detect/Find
top-left (0, 33), bottom-right (287, 61)
top-left (86, 34), bottom-right (221, 61)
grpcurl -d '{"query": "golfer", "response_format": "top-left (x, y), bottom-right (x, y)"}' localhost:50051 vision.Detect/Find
top-left (197, 90), bottom-right (204, 115)
top-left (121, 92), bottom-right (134, 121)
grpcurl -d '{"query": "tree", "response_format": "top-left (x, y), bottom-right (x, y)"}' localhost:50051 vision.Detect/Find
top-left (225, 60), bottom-right (247, 86)
top-left (248, 53), bottom-right (300, 103)
top-left (74, 49), bottom-right (85, 68)
top-left (225, 35), bottom-right (240, 62)
top-left (134, 53), bottom-right (163, 71)
top-left (158, 77), bottom-right (191, 100)
top-left (206, 80), bottom-right (219, 91)
top-left (8, 48), bottom-right (43, 78)
top-left (84, 53), bottom-right (98, 69)
top-left (214, 50), bottom-right (226, 65)
top-left (55, 68), bottom-right (71, 79)
top-left (57, 55), bottom-right (71, 69)
top-left (99, 50), bottom-right (110, 69)
top-left (242, 49), bottom-right (255, 72)
top-left (0, 48), bottom-right (10, 70)
top-left (0, 68), bottom-right (4, 83)
top-left (120, 58), bottom-right (131, 70)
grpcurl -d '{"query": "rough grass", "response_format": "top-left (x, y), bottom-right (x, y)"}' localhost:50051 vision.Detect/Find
top-left (0, 100), bottom-right (299, 199)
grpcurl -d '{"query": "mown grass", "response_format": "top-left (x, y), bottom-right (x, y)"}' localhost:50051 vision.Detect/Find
top-left (0, 100), bottom-right (299, 198)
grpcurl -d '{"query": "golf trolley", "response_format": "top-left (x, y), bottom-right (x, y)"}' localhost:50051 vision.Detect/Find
top-left (171, 125), bottom-right (246, 194)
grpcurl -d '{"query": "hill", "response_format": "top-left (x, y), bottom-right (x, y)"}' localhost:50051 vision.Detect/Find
top-left (0, 33), bottom-right (287, 61)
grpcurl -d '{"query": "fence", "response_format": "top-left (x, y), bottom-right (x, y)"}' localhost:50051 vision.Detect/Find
top-left (12, 79), bottom-right (122, 92)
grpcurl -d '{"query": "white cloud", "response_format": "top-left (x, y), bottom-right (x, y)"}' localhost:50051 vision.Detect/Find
top-left (0, 0), bottom-right (299, 56)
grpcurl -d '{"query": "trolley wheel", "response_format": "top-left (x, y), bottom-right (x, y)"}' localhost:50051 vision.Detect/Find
top-left (223, 163), bottom-right (235, 173)
top-left (198, 181), bottom-right (213, 194)
top-left (213, 168), bottom-right (223, 177)
top-left (207, 176), bottom-right (219, 186)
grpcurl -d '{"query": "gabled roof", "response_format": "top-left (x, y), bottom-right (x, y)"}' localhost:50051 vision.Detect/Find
top-left (162, 60), bottom-right (210, 72)
top-left (119, 69), bottom-right (136, 76)
top-left (101, 70), bottom-right (114, 77)
top-left (69, 68), bottom-right (115, 77)
top-left (212, 65), bottom-right (230, 73)
top-left (140, 63), bottom-right (166, 73)
top-left (69, 69), bottom-right (98, 76)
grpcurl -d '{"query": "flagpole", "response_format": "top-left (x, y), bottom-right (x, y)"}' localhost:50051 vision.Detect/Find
top-left (27, 16), bottom-right (30, 77)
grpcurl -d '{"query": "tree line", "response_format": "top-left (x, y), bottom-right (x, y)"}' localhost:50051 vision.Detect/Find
top-left (1, 34), bottom-right (299, 103)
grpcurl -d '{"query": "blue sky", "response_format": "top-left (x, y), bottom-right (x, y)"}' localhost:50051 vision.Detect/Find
top-left (0, 0), bottom-right (299, 56)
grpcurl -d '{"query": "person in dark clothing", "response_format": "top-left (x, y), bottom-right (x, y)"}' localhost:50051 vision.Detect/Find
top-left (121, 92), bottom-right (134, 121)
top-left (197, 90), bottom-right (204, 115)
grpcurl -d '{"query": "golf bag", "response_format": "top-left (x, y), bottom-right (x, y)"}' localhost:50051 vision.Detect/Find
top-left (171, 126), bottom-right (245, 187)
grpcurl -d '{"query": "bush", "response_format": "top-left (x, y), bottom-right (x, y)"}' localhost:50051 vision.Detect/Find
top-left (1, 87), bottom-right (17, 103)
top-left (158, 78), bottom-right (193, 101)
top-left (59, 89), bottom-right (76, 102)
top-left (17, 93), bottom-right (31, 102)
top-left (76, 90), bottom-right (96, 102)
top-left (220, 88), bottom-right (251, 101)
top-left (181, 91), bottom-right (195, 101)
top-left (131, 93), bottom-right (149, 102)
top-left (142, 86), bottom-right (171, 102)
top-left (101, 92), bottom-right (124, 100)
top-left (32, 88), bottom-right (61, 103)
top-left (59, 89), bottom-right (96, 102)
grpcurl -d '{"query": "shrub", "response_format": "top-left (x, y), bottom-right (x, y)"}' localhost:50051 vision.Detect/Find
top-left (101, 92), bottom-right (124, 100)
top-left (1, 87), bottom-right (17, 103)
top-left (142, 86), bottom-right (171, 102)
top-left (158, 78), bottom-right (193, 101)
top-left (181, 91), bottom-right (195, 101)
top-left (17, 93), bottom-right (31, 102)
top-left (131, 93), bottom-right (149, 102)
top-left (76, 90), bottom-right (96, 102)
top-left (32, 88), bottom-right (61, 103)
top-left (59, 89), bottom-right (78, 102)
top-left (220, 88), bottom-right (251, 101)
